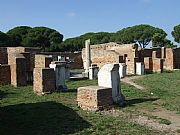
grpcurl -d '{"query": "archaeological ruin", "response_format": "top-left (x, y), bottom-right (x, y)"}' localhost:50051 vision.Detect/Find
top-left (82, 42), bottom-right (180, 75)
top-left (0, 41), bottom-right (180, 109)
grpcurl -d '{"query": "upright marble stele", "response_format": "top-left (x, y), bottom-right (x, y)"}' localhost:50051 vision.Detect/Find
top-left (98, 64), bottom-right (125, 105)
top-left (119, 63), bottom-right (126, 78)
top-left (136, 62), bottom-right (144, 75)
top-left (49, 61), bottom-right (67, 91)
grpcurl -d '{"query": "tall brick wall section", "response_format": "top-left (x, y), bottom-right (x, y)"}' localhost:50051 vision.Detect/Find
top-left (126, 57), bottom-right (138, 74)
top-left (10, 54), bottom-right (27, 87)
top-left (90, 50), bottom-right (121, 68)
top-left (163, 48), bottom-right (174, 70)
top-left (35, 55), bottom-right (53, 68)
top-left (82, 42), bottom-right (139, 73)
top-left (152, 58), bottom-right (163, 73)
top-left (0, 64), bottom-right (11, 85)
top-left (173, 48), bottom-right (180, 69)
top-left (144, 57), bottom-right (153, 72)
top-left (77, 86), bottom-right (113, 111)
top-left (0, 48), bottom-right (8, 64)
top-left (33, 68), bottom-right (55, 95)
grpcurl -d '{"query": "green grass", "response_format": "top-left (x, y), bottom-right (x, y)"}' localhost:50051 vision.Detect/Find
top-left (158, 118), bottom-right (172, 125)
top-left (0, 79), bottom-right (164, 135)
top-left (134, 70), bottom-right (180, 114)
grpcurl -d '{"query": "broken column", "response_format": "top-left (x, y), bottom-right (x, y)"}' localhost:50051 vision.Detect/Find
top-left (9, 54), bottom-right (27, 87)
top-left (77, 86), bottom-right (113, 111)
top-left (136, 62), bottom-right (144, 75)
top-left (98, 64), bottom-right (125, 105)
top-left (85, 39), bottom-right (91, 74)
top-left (33, 68), bottom-right (55, 95)
top-left (119, 63), bottom-right (126, 78)
top-left (89, 64), bottom-right (99, 80)
top-left (49, 61), bottom-right (67, 91)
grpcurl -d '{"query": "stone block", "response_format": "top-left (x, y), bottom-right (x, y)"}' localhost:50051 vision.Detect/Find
top-left (77, 86), bottom-right (113, 111)
top-left (0, 64), bottom-right (11, 85)
top-left (35, 55), bottom-right (53, 68)
top-left (33, 68), bottom-right (55, 96)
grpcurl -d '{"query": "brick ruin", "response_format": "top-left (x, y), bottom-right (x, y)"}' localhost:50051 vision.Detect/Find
top-left (0, 47), bottom-right (82, 95)
top-left (82, 42), bottom-right (180, 74)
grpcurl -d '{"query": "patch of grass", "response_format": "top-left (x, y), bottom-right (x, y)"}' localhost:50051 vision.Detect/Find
top-left (176, 129), bottom-right (180, 133)
top-left (158, 118), bottom-right (172, 125)
top-left (0, 79), bottom-right (164, 135)
top-left (134, 70), bottom-right (180, 114)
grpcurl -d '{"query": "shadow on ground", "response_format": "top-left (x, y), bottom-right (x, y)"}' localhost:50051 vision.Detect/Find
top-left (125, 98), bottom-right (159, 106)
top-left (0, 90), bottom-right (13, 100)
top-left (0, 101), bottom-right (91, 135)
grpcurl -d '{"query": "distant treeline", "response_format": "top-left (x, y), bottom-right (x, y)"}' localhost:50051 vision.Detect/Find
top-left (0, 24), bottom-right (180, 52)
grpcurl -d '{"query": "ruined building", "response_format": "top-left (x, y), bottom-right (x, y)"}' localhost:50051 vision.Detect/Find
top-left (82, 42), bottom-right (180, 74)
top-left (0, 46), bottom-right (82, 90)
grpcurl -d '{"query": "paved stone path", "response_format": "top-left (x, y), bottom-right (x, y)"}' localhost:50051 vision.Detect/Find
top-left (121, 76), bottom-right (144, 90)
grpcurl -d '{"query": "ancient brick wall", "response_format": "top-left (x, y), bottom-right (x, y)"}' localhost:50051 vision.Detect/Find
top-left (173, 48), bottom-right (180, 69)
top-left (126, 57), bottom-right (138, 74)
top-left (77, 86), bottom-right (113, 111)
top-left (163, 48), bottom-right (174, 70)
top-left (82, 42), bottom-right (138, 71)
top-left (40, 52), bottom-right (82, 69)
top-left (144, 57), bottom-right (153, 72)
top-left (90, 50), bottom-right (121, 68)
top-left (0, 47), bottom-right (8, 64)
top-left (33, 68), bottom-right (55, 95)
top-left (152, 58), bottom-right (163, 72)
top-left (0, 64), bottom-right (11, 85)
top-left (10, 54), bottom-right (27, 87)
top-left (35, 55), bottom-right (53, 68)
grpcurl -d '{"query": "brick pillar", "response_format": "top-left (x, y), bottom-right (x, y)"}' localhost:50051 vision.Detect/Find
top-left (33, 68), bottom-right (55, 96)
top-left (10, 54), bottom-right (27, 87)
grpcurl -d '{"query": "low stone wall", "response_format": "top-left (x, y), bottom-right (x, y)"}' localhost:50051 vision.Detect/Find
top-left (77, 86), bottom-right (113, 111)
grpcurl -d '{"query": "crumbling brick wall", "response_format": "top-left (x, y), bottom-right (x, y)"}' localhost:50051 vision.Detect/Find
top-left (35, 55), bottom-right (53, 68)
top-left (10, 54), bottom-right (27, 87)
top-left (0, 48), bottom-right (8, 64)
top-left (163, 48), bottom-right (174, 70)
top-left (77, 86), bottom-right (113, 111)
top-left (0, 64), bottom-right (11, 85)
top-left (33, 68), bottom-right (55, 95)
top-left (82, 42), bottom-right (137, 71)
top-left (172, 48), bottom-right (180, 69)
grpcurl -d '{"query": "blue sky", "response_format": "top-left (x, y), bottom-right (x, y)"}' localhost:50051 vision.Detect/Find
top-left (0, 0), bottom-right (180, 43)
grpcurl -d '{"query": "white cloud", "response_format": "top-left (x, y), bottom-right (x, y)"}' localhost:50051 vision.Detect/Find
top-left (67, 12), bottom-right (76, 17)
